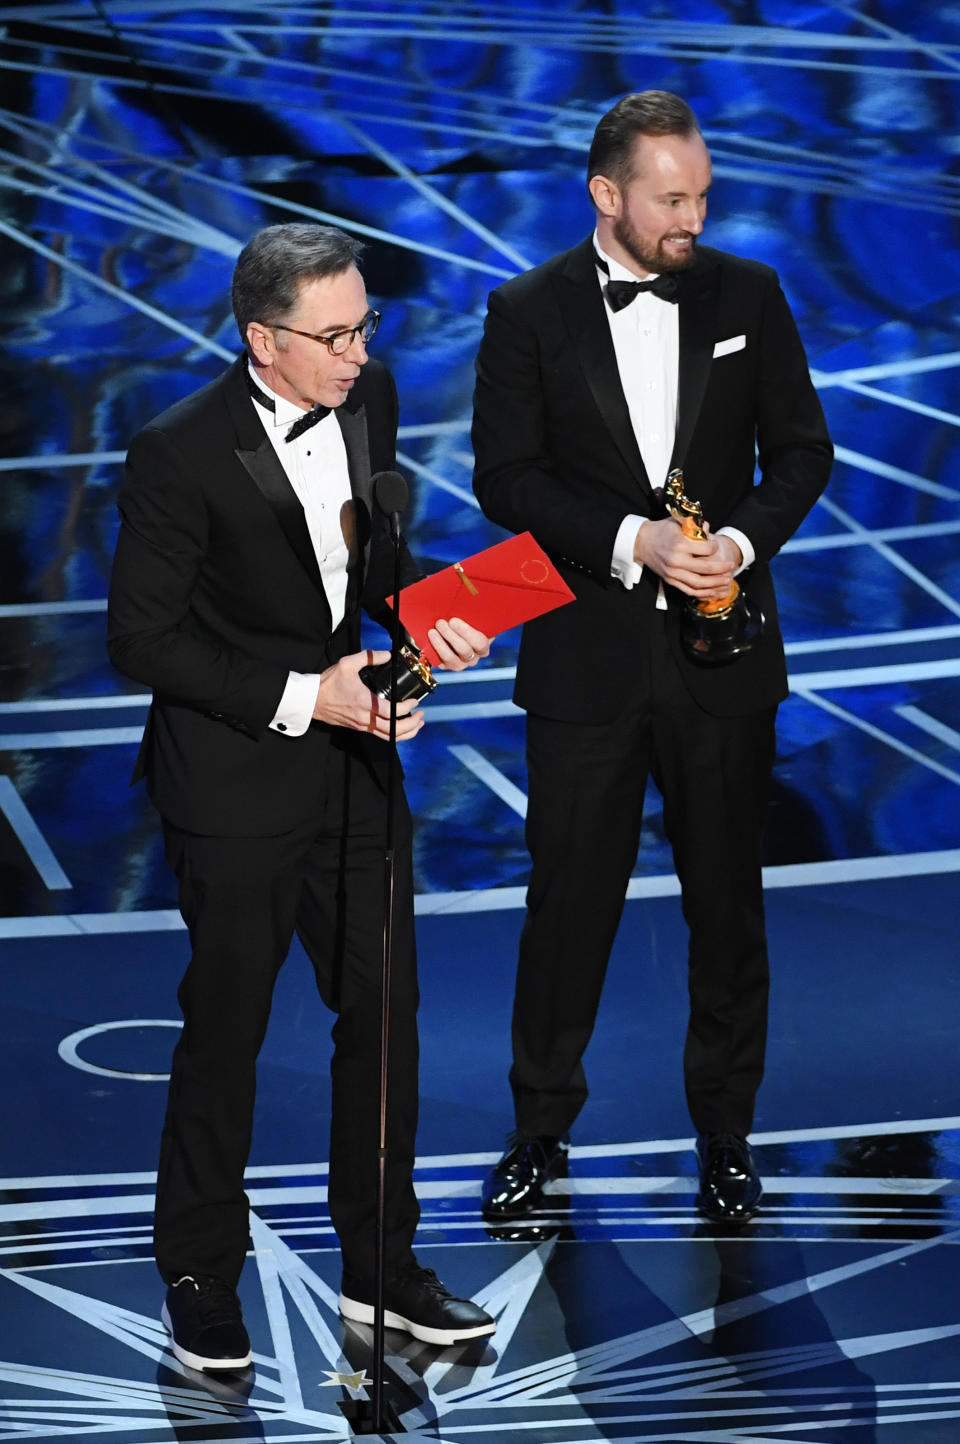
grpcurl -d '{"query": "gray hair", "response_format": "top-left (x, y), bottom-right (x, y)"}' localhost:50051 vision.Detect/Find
top-left (232, 223), bottom-right (364, 345)
top-left (587, 91), bottom-right (701, 195)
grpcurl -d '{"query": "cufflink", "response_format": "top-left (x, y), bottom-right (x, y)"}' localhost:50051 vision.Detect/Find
top-left (276, 722), bottom-right (287, 732)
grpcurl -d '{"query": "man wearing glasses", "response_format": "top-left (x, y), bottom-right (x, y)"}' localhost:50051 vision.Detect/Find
top-left (108, 223), bottom-right (495, 1372)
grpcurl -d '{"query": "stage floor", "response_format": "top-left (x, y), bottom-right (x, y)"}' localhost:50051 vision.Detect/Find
top-left (3, 878), bottom-right (959, 1442)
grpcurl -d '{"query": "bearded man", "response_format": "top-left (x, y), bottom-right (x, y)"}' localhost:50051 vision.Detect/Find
top-left (472, 92), bottom-right (832, 1227)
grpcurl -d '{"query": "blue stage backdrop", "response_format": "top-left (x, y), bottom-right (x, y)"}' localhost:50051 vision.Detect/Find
top-left (0, 2), bottom-right (958, 912)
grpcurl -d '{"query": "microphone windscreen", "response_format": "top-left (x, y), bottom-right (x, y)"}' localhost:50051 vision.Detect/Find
top-left (373, 470), bottom-right (409, 516)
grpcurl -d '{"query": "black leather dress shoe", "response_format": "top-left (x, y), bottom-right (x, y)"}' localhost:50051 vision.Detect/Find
top-left (481, 1132), bottom-right (568, 1218)
top-left (696, 1133), bottom-right (763, 1224)
top-left (161, 1275), bottom-right (252, 1372)
top-left (339, 1262), bottom-right (495, 1347)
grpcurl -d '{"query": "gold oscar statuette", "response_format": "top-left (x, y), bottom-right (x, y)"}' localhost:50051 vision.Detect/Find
top-left (359, 644), bottom-right (436, 703)
top-left (663, 468), bottom-right (763, 664)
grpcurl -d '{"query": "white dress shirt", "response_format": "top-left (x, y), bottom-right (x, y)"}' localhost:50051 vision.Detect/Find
top-left (247, 364), bottom-right (353, 737)
top-left (593, 234), bottom-right (753, 603)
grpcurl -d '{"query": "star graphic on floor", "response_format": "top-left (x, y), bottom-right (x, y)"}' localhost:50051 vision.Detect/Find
top-left (320, 1368), bottom-right (370, 1390)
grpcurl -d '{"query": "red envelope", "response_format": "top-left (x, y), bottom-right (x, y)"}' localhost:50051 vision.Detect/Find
top-left (390, 532), bottom-right (575, 667)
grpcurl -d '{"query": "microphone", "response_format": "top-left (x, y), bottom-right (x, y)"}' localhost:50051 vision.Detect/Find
top-left (372, 471), bottom-right (408, 538)
top-left (359, 468), bottom-right (435, 703)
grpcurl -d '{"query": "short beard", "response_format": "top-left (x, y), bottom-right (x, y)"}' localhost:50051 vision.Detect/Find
top-left (613, 214), bottom-right (697, 274)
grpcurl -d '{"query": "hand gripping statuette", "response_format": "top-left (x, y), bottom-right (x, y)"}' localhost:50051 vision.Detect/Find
top-left (663, 468), bottom-right (763, 664)
top-left (360, 643), bottom-right (436, 704)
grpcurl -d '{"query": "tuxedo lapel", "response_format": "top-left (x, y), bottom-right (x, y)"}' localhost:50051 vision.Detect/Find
top-left (670, 249), bottom-right (721, 472)
top-left (336, 395), bottom-right (372, 516)
top-left (223, 359), bottom-right (330, 613)
top-left (234, 439), bottom-right (329, 596)
top-left (555, 239), bottom-right (651, 493)
top-left (334, 392), bottom-right (373, 608)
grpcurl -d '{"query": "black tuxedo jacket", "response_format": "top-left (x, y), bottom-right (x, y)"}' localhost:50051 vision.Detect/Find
top-left (108, 356), bottom-right (416, 835)
top-left (472, 238), bottom-right (833, 720)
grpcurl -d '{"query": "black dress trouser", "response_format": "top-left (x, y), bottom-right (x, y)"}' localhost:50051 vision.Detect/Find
top-left (153, 733), bottom-right (420, 1289)
top-left (511, 613), bottom-right (777, 1141)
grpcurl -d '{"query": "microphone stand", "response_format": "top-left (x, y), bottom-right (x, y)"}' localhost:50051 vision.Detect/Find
top-left (373, 505), bottom-right (404, 1433)
top-left (340, 472), bottom-right (412, 1437)
top-left (343, 501), bottom-right (405, 1437)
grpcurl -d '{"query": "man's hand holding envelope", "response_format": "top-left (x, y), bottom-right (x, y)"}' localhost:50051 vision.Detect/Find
top-left (360, 531), bottom-right (575, 705)
top-left (394, 532), bottom-right (575, 667)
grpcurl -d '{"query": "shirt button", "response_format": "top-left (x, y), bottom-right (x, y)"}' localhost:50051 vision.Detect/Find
top-left (277, 722), bottom-right (287, 732)
top-left (643, 328), bottom-right (652, 336)
top-left (651, 432), bottom-right (661, 442)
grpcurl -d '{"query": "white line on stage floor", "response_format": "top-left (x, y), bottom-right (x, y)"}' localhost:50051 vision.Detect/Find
top-left (1, 649), bottom-right (958, 738)
top-left (2, 1110), bottom-right (958, 1199)
top-left (0, 848), bottom-right (956, 937)
top-left (0, 777), bottom-right (72, 890)
top-left (0, 669), bottom-right (516, 712)
top-left (6, 1111), bottom-right (960, 1193)
top-left (448, 743), bottom-right (528, 817)
top-left (0, 725), bottom-right (145, 748)
top-left (894, 704), bottom-right (960, 751)
top-left (3, 1175), bottom-right (959, 1224)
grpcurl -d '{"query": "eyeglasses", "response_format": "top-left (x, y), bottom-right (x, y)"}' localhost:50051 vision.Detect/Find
top-left (267, 309), bottom-right (380, 356)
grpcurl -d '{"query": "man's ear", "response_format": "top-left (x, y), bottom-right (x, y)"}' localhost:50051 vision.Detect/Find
top-left (245, 321), bottom-right (274, 366)
top-left (588, 172), bottom-right (621, 219)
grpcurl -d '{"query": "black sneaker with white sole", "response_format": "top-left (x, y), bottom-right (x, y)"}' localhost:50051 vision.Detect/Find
top-left (339, 1262), bottom-right (495, 1347)
top-left (161, 1274), bottom-right (253, 1372)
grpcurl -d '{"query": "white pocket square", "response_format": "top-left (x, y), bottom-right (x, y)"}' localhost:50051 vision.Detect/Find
top-left (713, 335), bottom-right (746, 358)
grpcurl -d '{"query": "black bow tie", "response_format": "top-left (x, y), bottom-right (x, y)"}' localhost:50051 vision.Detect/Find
top-left (604, 273), bottom-right (680, 310)
top-left (595, 253), bottom-right (680, 310)
top-left (247, 370), bottom-right (331, 442)
top-left (283, 404), bottom-right (332, 442)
